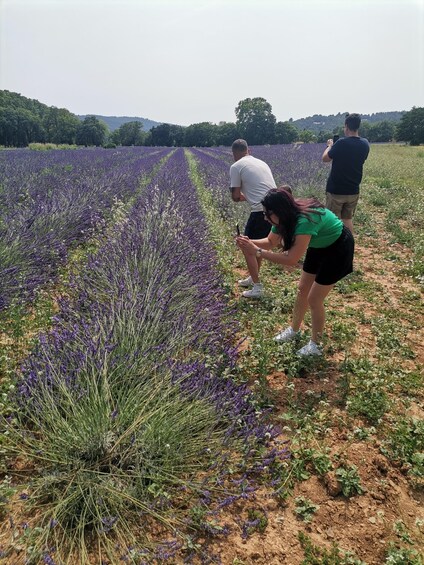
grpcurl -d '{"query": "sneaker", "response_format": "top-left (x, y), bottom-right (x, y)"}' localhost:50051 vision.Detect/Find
top-left (296, 340), bottom-right (322, 357)
top-left (238, 275), bottom-right (253, 288)
top-left (242, 284), bottom-right (263, 298)
top-left (274, 326), bottom-right (299, 343)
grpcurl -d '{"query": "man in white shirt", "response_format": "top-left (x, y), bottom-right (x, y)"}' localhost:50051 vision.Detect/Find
top-left (230, 139), bottom-right (276, 298)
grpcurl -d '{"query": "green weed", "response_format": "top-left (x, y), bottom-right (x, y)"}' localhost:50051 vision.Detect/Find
top-left (385, 543), bottom-right (423, 564)
top-left (0, 475), bottom-right (16, 519)
top-left (342, 358), bottom-right (389, 424)
top-left (298, 531), bottom-right (367, 564)
top-left (335, 271), bottom-right (378, 296)
top-left (335, 464), bottom-right (364, 497)
top-left (294, 496), bottom-right (319, 522)
top-left (381, 417), bottom-right (424, 480)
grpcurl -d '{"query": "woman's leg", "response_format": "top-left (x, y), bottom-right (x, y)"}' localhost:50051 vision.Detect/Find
top-left (291, 271), bottom-right (316, 331)
top-left (307, 282), bottom-right (335, 343)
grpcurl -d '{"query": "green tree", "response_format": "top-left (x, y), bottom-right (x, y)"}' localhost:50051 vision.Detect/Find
top-left (298, 130), bottom-right (317, 143)
top-left (368, 121), bottom-right (395, 142)
top-left (0, 89), bottom-right (46, 120)
top-left (215, 122), bottom-right (240, 146)
top-left (148, 123), bottom-right (185, 146)
top-left (43, 107), bottom-right (80, 144)
top-left (183, 122), bottom-right (216, 147)
top-left (396, 107), bottom-right (424, 145)
top-left (75, 116), bottom-right (108, 146)
top-left (358, 121), bottom-right (371, 140)
top-left (147, 123), bottom-right (171, 146)
top-left (235, 97), bottom-right (276, 145)
top-left (0, 90), bottom-right (87, 146)
top-left (274, 121), bottom-right (298, 144)
top-left (113, 121), bottom-right (145, 146)
top-left (0, 107), bottom-right (45, 147)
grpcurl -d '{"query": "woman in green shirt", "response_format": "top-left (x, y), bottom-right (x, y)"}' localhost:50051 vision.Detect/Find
top-left (236, 187), bottom-right (354, 356)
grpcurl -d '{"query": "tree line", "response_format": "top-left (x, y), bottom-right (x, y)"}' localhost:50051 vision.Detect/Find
top-left (292, 111), bottom-right (404, 134)
top-left (1, 90), bottom-right (423, 148)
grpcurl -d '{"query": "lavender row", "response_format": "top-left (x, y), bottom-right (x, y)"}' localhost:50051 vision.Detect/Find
top-left (250, 143), bottom-right (329, 197)
top-left (18, 147), bottom-right (274, 444)
top-left (0, 146), bottom-right (172, 309)
top-left (194, 143), bottom-right (329, 197)
top-left (188, 147), bottom-right (250, 227)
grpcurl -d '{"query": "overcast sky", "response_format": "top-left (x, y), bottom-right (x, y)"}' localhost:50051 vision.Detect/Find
top-left (1, 0), bottom-right (423, 126)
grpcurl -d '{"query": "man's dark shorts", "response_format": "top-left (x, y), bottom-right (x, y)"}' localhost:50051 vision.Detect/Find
top-left (244, 212), bottom-right (270, 239)
top-left (303, 226), bottom-right (354, 285)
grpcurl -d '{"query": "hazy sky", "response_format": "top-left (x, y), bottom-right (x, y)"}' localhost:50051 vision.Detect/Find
top-left (1, 0), bottom-right (423, 126)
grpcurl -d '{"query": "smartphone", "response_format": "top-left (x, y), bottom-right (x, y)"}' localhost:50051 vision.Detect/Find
top-left (236, 223), bottom-right (240, 236)
top-left (332, 134), bottom-right (340, 143)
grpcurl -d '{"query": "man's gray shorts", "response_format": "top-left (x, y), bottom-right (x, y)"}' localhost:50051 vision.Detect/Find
top-left (325, 192), bottom-right (359, 220)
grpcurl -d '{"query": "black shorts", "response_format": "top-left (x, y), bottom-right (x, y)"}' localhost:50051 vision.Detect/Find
top-left (302, 226), bottom-right (354, 286)
top-left (244, 212), bottom-right (270, 239)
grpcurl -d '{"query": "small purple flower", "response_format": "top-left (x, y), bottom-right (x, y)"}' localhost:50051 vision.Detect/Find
top-left (100, 516), bottom-right (118, 533)
top-left (241, 518), bottom-right (261, 539)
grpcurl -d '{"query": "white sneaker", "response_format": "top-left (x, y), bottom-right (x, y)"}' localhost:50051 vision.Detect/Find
top-left (242, 284), bottom-right (263, 298)
top-left (238, 275), bottom-right (253, 288)
top-left (274, 326), bottom-right (299, 343)
top-left (296, 340), bottom-right (322, 357)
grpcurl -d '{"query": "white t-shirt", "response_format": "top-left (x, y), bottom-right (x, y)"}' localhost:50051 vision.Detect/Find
top-left (230, 155), bottom-right (276, 212)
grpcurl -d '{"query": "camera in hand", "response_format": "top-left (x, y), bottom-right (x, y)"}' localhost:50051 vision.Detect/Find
top-left (332, 134), bottom-right (340, 143)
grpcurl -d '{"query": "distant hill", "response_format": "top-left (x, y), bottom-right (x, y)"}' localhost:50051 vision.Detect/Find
top-left (0, 89), bottom-right (51, 117)
top-left (292, 111), bottom-right (405, 134)
top-left (77, 115), bottom-right (161, 132)
top-left (0, 90), bottom-right (161, 135)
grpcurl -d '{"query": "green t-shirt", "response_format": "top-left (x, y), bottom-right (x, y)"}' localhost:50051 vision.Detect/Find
top-left (271, 208), bottom-right (343, 248)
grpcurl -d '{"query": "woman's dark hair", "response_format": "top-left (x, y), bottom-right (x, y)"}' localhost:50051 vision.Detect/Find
top-left (261, 188), bottom-right (324, 250)
top-left (278, 184), bottom-right (292, 194)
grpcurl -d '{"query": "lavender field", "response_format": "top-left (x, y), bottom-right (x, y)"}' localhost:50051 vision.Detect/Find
top-left (0, 146), bottom-right (287, 564)
top-left (0, 144), bottom-right (423, 564)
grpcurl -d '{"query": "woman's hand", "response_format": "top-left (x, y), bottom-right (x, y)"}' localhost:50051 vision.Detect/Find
top-left (236, 235), bottom-right (258, 256)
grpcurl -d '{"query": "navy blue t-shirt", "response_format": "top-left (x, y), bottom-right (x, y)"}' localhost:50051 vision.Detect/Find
top-left (327, 136), bottom-right (370, 195)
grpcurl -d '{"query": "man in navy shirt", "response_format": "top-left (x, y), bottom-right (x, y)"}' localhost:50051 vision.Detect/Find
top-left (322, 113), bottom-right (370, 234)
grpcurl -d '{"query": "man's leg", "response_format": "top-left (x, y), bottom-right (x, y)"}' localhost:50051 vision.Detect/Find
top-left (341, 195), bottom-right (359, 235)
top-left (325, 192), bottom-right (343, 219)
top-left (239, 212), bottom-right (269, 294)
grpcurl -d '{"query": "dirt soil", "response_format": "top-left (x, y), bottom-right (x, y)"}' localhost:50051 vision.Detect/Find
top-left (202, 240), bottom-right (424, 565)
top-left (206, 440), bottom-right (423, 565)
